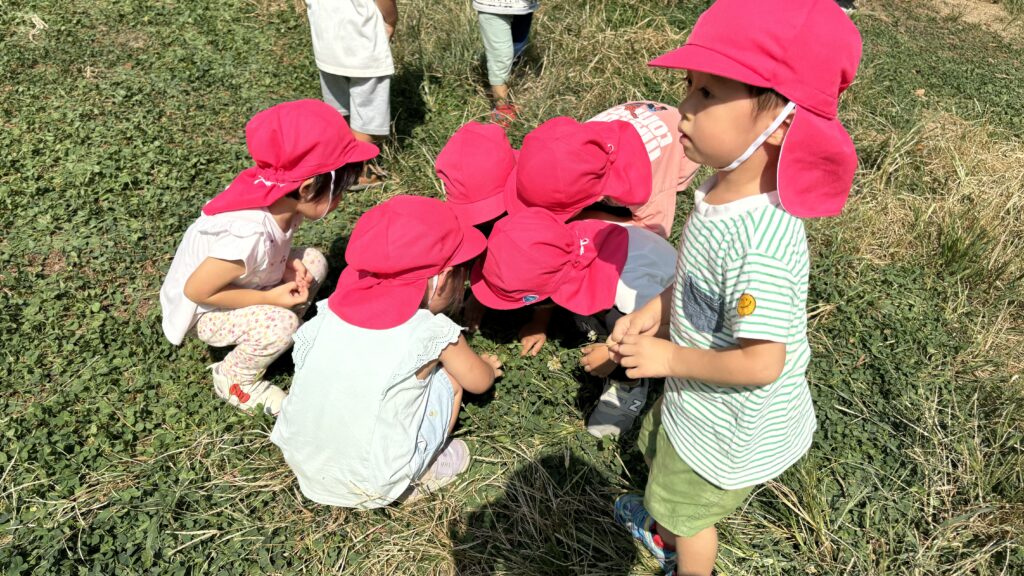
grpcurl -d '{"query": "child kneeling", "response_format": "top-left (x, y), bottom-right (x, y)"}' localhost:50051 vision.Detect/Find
top-left (271, 196), bottom-right (502, 508)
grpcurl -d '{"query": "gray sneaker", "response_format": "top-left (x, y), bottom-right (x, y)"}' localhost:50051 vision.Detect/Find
top-left (587, 379), bottom-right (649, 438)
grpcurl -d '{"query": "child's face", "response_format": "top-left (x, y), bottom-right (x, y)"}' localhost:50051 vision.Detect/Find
top-left (676, 71), bottom-right (785, 169)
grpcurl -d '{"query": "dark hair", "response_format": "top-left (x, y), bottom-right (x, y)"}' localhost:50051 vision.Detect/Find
top-left (420, 263), bottom-right (469, 316)
top-left (288, 161), bottom-right (364, 203)
top-left (745, 84), bottom-right (788, 116)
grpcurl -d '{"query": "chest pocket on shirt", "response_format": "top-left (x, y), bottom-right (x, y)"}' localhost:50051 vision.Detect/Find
top-left (682, 273), bottom-right (724, 334)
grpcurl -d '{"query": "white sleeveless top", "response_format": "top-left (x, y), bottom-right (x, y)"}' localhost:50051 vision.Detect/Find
top-left (270, 303), bottom-right (461, 508)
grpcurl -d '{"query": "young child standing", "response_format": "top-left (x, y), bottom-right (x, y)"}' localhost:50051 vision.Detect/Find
top-left (473, 0), bottom-right (538, 125)
top-left (470, 209), bottom-right (676, 437)
top-left (271, 196), bottom-right (502, 508)
top-left (306, 0), bottom-right (396, 187)
top-left (160, 100), bottom-right (378, 416)
top-left (606, 1), bottom-right (862, 574)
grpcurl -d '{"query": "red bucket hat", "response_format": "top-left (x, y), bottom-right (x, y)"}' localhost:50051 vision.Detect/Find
top-left (329, 195), bottom-right (487, 330)
top-left (203, 99), bottom-right (380, 216)
top-left (649, 0), bottom-right (862, 218)
top-left (509, 117), bottom-right (653, 221)
top-left (436, 121), bottom-right (516, 226)
top-left (470, 209), bottom-right (629, 315)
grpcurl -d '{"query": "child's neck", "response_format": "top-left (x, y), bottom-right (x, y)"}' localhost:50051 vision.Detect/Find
top-left (267, 198), bottom-right (299, 232)
top-left (705, 148), bottom-right (779, 206)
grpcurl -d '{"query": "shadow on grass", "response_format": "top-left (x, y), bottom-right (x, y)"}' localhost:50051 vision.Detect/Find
top-left (449, 453), bottom-right (642, 575)
top-left (392, 65), bottom-right (428, 143)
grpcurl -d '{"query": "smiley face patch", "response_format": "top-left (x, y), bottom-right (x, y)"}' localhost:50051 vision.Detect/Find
top-left (737, 294), bottom-right (757, 316)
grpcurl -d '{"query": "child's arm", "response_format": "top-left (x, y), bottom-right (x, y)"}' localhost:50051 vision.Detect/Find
top-left (183, 257), bottom-right (308, 310)
top-left (609, 335), bottom-right (785, 387)
top-left (376, 0), bottom-right (397, 39)
top-left (439, 334), bottom-right (501, 394)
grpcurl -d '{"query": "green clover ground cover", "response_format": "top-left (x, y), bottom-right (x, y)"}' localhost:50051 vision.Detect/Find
top-left (1, 0), bottom-right (1022, 573)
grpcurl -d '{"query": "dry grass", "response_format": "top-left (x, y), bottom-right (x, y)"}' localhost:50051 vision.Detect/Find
top-left (840, 111), bottom-right (1024, 381)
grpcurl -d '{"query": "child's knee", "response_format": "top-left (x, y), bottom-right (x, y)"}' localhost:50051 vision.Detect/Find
top-left (259, 307), bottom-right (300, 352)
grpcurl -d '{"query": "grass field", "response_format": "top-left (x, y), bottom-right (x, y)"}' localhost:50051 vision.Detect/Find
top-left (2, 0), bottom-right (1023, 574)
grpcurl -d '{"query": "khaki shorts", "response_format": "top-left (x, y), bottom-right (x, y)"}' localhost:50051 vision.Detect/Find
top-left (638, 398), bottom-right (754, 537)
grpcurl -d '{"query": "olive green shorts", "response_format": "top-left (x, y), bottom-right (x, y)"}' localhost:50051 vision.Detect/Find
top-left (637, 398), bottom-right (754, 538)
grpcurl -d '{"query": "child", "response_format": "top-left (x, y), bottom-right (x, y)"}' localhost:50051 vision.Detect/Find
top-left (159, 100), bottom-right (378, 416)
top-left (473, 0), bottom-right (539, 125)
top-left (470, 209), bottom-right (676, 437)
top-left (306, 0), bottom-right (396, 187)
top-left (605, 1), bottom-right (862, 574)
top-left (271, 195), bottom-right (503, 508)
top-left (435, 120), bottom-right (517, 228)
top-left (511, 112), bottom-right (699, 239)
top-left (435, 121), bottom-right (518, 333)
top-left (586, 101), bottom-right (700, 238)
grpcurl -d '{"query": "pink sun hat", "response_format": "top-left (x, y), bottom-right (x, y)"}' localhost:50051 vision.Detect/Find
top-left (329, 195), bottom-right (487, 330)
top-left (649, 0), bottom-right (862, 218)
top-left (508, 117), bottom-right (653, 221)
top-left (203, 99), bottom-right (379, 216)
top-left (470, 209), bottom-right (629, 315)
top-left (436, 121), bottom-right (517, 226)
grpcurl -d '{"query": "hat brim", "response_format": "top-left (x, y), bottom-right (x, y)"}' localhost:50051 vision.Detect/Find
top-left (347, 139), bottom-right (381, 165)
top-left (329, 266), bottom-right (427, 330)
top-left (550, 221), bottom-right (628, 315)
top-left (777, 106), bottom-right (857, 218)
top-left (469, 257), bottom-right (546, 310)
top-left (450, 222), bottom-right (489, 267)
top-left (448, 169), bottom-right (513, 226)
top-left (648, 44), bottom-right (771, 88)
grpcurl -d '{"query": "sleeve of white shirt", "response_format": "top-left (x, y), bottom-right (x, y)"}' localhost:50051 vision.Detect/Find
top-left (614, 226), bottom-right (677, 314)
top-left (202, 221), bottom-right (262, 279)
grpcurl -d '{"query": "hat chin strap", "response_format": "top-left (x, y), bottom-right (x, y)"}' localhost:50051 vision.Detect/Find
top-left (720, 102), bottom-right (796, 172)
top-left (310, 170), bottom-right (336, 222)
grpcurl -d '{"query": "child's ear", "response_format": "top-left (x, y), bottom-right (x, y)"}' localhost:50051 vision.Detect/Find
top-left (765, 112), bottom-right (794, 146)
top-left (437, 266), bottom-right (455, 291)
top-left (297, 177), bottom-right (317, 201)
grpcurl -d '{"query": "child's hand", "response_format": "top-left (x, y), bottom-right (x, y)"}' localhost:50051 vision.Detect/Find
top-left (609, 334), bottom-right (677, 379)
top-left (518, 321), bottom-right (548, 357)
top-left (607, 309), bottom-right (662, 362)
top-left (282, 259), bottom-right (313, 291)
top-left (480, 353), bottom-right (504, 378)
top-left (267, 281), bottom-right (309, 309)
top-left (580, 344), bottom-right (617, 377)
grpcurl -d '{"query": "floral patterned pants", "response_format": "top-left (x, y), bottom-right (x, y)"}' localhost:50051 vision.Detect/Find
top-left (195, 247), bottom-right (328, 384)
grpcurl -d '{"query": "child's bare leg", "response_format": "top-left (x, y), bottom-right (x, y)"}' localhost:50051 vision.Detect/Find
top-left (655, 523), bottom-right (717, 576)
top-left (491, 83), bottom-right (510, 102)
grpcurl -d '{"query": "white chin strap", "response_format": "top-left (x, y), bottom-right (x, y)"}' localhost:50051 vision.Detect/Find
top-left (720, 101), bottom-right (796, 172)
top-left (311, 170), bottom-right (336, 222)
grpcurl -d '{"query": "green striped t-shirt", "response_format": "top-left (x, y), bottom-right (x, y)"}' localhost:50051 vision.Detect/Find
top-left (662, 178), bottom-right (815, 490)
